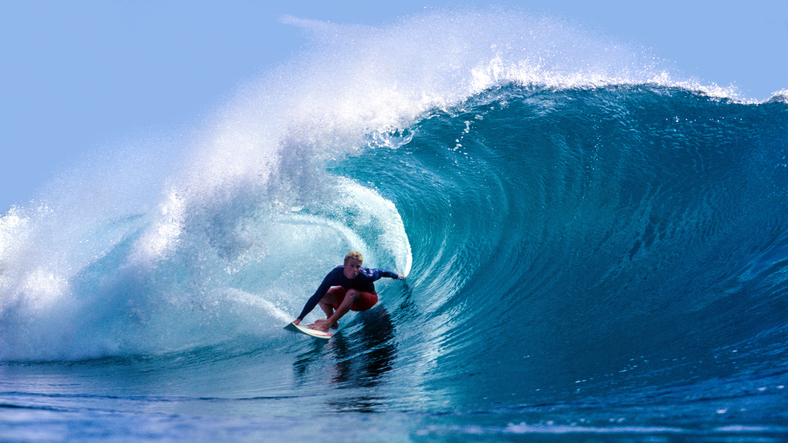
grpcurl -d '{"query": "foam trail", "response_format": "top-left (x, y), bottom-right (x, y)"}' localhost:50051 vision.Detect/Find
top-left (225, 288), bottom-right (292, 324)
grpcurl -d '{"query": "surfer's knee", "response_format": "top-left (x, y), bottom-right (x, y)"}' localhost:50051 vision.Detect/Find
top-left (346, 289), bottom-right (361, 301)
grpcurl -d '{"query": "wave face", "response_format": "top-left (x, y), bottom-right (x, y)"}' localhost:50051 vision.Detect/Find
top-left (359, 83), bottom-right (788, 406)
top-left (2, 9), bottom-right (787, 439)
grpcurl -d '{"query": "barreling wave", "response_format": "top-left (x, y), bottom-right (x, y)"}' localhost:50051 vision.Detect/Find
top-left (350, 83), bottom-right (788, 407)
top-left (1, 11), bottom-right (786, 424)
top-left (0, 8), bottom-right (664, 361)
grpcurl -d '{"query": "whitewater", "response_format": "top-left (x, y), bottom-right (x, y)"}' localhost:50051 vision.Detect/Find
top-left (2, 10), bottom-right (787, 442)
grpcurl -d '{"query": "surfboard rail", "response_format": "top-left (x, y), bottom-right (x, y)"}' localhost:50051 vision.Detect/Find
top-left (284, 322), bottom-right (333, 339)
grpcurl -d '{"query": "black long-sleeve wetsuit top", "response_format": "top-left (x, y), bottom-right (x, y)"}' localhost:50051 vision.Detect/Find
top-left (296, 266), bottom-right (399, 321)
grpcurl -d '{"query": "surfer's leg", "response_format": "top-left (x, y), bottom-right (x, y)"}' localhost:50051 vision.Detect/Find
top-left (319, 287), bottom-right (344, 328)
top-left (318, 298), bottom-right (334, 318)
top-left (309, 289), bottom-right (358, 333)
top-left (328, 289), bottom-right (358, 327)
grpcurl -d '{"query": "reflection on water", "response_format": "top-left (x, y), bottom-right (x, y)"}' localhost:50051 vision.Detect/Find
top-left (292, 306), bottom-right (397, 412)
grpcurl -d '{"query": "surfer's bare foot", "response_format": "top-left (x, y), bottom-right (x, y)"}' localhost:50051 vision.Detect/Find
top-left (308, 318), bottom-right (332, 333)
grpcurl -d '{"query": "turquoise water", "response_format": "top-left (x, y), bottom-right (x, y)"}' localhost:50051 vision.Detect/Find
top-left (2, 10), bottom-right (787, 442)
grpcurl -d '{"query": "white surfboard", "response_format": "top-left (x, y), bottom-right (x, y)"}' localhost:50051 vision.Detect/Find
top-left (284, 322), bottom-right (333, 340)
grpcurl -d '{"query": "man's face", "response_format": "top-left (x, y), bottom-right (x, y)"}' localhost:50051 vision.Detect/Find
top-left (343, 258), bottom-right (362, 279)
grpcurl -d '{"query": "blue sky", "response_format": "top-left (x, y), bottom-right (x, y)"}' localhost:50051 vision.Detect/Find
top-left (2, 0), bottom-right (786, 213)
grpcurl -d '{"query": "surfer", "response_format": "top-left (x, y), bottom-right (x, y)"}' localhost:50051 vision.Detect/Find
top-left (293, 251), bottom-right (404, 333)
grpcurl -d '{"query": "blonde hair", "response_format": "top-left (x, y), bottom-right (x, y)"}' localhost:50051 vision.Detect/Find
top-left (344, 251), bottom-right (363, 264)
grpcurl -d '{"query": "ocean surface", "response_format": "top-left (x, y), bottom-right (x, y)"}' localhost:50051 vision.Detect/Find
top-left (2, 10), bottom-right (787, 442)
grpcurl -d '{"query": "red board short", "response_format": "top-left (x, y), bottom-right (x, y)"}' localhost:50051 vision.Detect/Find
top-left (326, 286), bottom-right (378, 312)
